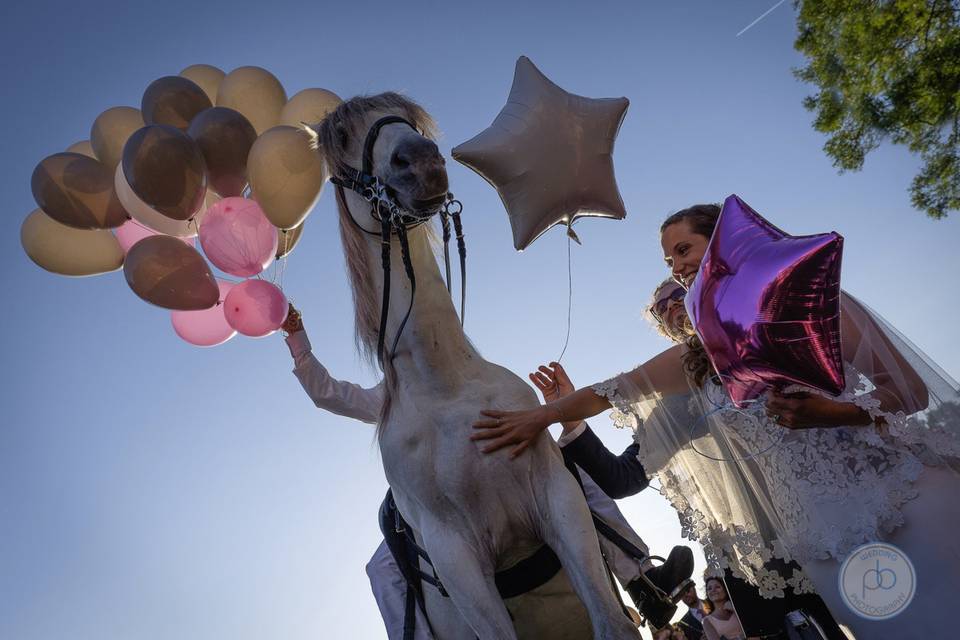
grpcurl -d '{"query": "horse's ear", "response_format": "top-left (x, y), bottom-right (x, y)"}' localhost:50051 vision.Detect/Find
top-left (300, 121), bottom-right (320, 150)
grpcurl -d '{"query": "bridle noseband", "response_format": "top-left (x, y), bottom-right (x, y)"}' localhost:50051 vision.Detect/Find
top-left (330, 115), bottom-right (466, 367)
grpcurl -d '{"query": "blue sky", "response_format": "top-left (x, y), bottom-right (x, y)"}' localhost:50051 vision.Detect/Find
top-left (3, 1), bottom-right (958, 639)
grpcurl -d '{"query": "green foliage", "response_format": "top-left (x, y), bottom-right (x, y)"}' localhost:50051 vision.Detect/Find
top-left (794, 0), bottom-right (960, 218)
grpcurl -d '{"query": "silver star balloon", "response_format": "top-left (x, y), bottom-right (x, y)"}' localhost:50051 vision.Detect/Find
top-left (453, 56), bottom-right (629, 250)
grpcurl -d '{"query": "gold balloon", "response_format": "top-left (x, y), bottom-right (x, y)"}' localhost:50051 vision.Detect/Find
top-left (31, 152), bottom-right (128, 229)
top-left (141, 76), bottom-right (212, 130)
top-left (276, 220), bottom-right (305, 259)
top-left (453, 56), bottom-right (629, 250)
top-left (248, 125), bottom-right (325, 230)
top-left (280, 88), bottom-right (342, 127)
top-left (21, 208), bottom-right (124, 276)
top-left (114, 164), bottom-right (199, 237)
top-left (66, 140), bottom-right (96, 158)
top-left (90, 106), bottom-right (145, 169)
top-left (179, 64), bottom-right (225, 105)
top-left (123, 235), bottom-right (219, 310)
top-left (122, 124), bottom-right (207, 221)
top-left (216, 66), bottom-right (287, 135)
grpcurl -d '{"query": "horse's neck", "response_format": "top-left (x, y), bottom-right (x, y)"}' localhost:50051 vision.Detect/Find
top-left (351, 195), bottom-right (478, 390)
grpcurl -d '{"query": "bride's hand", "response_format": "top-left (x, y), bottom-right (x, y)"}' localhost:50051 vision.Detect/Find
top-left (471, 406), bottom-right (554, 458)
top-left (766, 390), bottom-right (872, 429)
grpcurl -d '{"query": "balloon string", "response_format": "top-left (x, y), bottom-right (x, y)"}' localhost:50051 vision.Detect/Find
top-left (556, 232), bottom-right (573, 363)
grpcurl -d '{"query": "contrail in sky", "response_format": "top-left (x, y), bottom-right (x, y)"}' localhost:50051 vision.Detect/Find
top-left (736, 0), bottom-right (788, 37)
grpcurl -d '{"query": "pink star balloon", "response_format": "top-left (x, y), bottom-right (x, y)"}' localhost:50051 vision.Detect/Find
top-left (685, 195), bottom-right (845, 407)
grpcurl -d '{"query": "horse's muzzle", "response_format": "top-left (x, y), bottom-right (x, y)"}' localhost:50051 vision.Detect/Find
top-left (387, 136), bottom-right (449, 213)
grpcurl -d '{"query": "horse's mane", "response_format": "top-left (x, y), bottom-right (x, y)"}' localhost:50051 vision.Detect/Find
top-left (310, 92), bottom-right (440, 368)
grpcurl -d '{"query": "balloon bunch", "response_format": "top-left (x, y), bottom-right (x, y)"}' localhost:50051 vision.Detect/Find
top-left (21, 64), bottom-right (341, 346)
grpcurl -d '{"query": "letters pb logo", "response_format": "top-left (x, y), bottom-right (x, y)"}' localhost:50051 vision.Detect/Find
top-left (839, 542), bottom-right (916, 620)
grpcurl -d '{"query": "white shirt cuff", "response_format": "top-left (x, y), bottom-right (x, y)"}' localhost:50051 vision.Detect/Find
top-left (557, 422), bottom-right (587, 448)
top-left (285, 330), bottom-right (312, 359)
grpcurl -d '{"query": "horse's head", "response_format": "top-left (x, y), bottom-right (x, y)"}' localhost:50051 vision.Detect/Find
top-left (311, 92), bottom-right (448, 218)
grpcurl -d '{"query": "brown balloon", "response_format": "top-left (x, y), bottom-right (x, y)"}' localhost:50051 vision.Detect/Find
top-left (187, 107), bottom-right (257, 197)
top-left (141, 76), bottom-right (212, 130)
top-left (90, 106), bottom-right (145, 168)
top-left (276, 220), bottom-right (305, 259)
top-left (452, 56), bottom-right (629, 250)
top-left (122, 125), bottom-right (207, 221)
top-left (248, 125), bottom-right (325, 229)
top-left (21, 208), bottom-right (124, 277)
top-left (123, 235), bottom-right (219, 310)
top-left (31, 152), bottom-right (129, 229)
top-left (180, 64), bottom-right (225, 104)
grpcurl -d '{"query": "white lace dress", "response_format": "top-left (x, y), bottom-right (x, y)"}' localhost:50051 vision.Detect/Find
top-left (592, 294), bottom-right (960, 636)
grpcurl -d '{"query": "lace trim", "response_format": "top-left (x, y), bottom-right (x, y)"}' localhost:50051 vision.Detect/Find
top-left (591, 377), bottom-right (642, 430)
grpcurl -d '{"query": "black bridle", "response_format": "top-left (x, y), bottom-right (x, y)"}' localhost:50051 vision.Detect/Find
top-left (330, 116), bottom-right (466, 367)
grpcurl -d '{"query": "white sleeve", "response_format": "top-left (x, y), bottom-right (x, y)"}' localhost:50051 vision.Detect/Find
top-left (557, 422), bottom-right (587, 448)
top-left (285, 330), bottom-right (385, 425)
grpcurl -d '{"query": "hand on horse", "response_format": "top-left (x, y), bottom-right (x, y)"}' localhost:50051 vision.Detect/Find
top-left (529, 362), bottom-right (581, 431)
top-left (471, 406), bottom-right (554, 459)
top-left (281, 303), bottom-right (304, 335)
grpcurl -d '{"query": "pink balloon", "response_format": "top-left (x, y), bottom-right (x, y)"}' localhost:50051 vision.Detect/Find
top-left (114, 219), bottom-right (195, 254)
top-left (685, 195), bottom-right (845, 407)
top-left (171, 279), bottom-right (238, 346)
top-left (198, 197), bottom-right (278, 277)
top-left (223, 279), bottom-right (288, 337)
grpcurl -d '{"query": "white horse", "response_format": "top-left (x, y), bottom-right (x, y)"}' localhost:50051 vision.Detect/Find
top-left (310, 93), bottom-right (641, 640)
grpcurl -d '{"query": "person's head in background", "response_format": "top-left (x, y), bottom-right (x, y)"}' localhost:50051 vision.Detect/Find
top-left (646, 278), bottom-right (688, 344)
top-left (704, 576), bottom-right (730, 610)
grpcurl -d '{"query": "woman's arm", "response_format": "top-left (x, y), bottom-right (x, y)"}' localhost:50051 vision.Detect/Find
top-left (287, 330), bottom-right (384, 424)
top-left (470, 385), bottom-right (612, 457)
top-left (840, 293), bottom-right (929, 413)
top-left (471, 346), bottom-right (683, 457)
top-left (765, 294), bottom-right (929, 430)
top-left (282, 306), bottom-right (384, 424)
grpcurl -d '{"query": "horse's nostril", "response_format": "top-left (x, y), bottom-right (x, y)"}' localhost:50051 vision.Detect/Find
top-left (391, 150), bottom-right (410, 169)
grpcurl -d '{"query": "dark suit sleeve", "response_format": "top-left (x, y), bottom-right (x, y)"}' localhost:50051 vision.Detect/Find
top-left (561, 424), bottom-right (648, 499)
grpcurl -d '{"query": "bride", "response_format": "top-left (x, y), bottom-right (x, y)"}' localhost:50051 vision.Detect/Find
top-left (472, 203), bottom-right (960, 636)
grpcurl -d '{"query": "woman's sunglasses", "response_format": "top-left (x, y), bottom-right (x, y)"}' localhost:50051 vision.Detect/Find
top-left (651, 287), bottom-right (686, 322)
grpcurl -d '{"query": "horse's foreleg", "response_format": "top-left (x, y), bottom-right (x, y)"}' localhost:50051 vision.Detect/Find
top-left (419, 524), bottom-right (518, 640)
top-left (540, 469), bottom-right (642, 640)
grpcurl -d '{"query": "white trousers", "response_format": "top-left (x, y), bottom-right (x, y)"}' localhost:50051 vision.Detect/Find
top-left (365, 470), bottom-right (649, 639)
